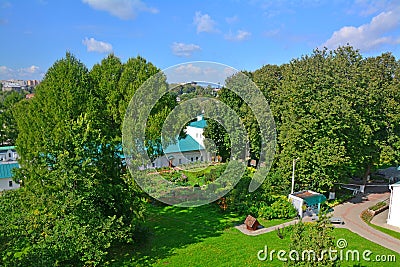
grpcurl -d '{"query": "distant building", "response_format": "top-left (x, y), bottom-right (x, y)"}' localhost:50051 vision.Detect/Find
top-left (0, 146), bottom-right (19, 191)
top-left (0, 146), bottom-right (18, 162)
top-left (26, 80), bottom-right (39, 86)
top-left (2, 82), bottom-right (21, 92)
top-left (150, 115), bottom-right (211, 168)
top-left (387, 181), bottom-right (400, 228)
top-left (0, 163), bottom-right (20, 191)
top-left (1, 80), bottom-right (39, 92)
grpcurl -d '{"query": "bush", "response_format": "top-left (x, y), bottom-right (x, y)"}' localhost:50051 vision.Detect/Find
top-left (220, 169), bottom-right (297, 220)
top-left (369, 201), bottom-right (387, 211)
top-left (258, 196), bottom-right (298, 220)
top-left (361, 209), bottom-right (374, 223)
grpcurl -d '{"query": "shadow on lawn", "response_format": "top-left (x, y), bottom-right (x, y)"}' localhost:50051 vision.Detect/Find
top-left (108, 203), bottom-right (242, 266)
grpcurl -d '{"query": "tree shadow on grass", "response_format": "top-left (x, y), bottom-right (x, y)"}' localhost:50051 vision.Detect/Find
top-left (107, 203), bottom-right (242, 266)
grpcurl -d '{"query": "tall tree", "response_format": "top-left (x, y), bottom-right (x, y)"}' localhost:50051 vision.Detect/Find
top-left (252, 46), bottom-right (400, 193)
top-left (0, 91), bottom-right (24, 145)
top-left (1, 53), bottom-right (147, 266)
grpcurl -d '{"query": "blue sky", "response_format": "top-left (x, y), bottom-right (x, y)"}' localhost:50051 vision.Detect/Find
top-left (1, 0), bottom-right (400, 80)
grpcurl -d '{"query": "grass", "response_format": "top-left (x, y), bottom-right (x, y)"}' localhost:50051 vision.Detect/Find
top-left (107, 203), bottom-right (400, 266)
top-left (368, 222), bottom-right (400, 240)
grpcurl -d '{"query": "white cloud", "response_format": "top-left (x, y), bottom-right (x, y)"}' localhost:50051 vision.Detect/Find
top-left (225, 30), bottom-right (251, 41)
top-left (171, 42), bottom-right (201, 57)
top-left (193, 11), bottom-right (218, 33)
top-left (82, 0), bottom-right (158, 20)
top-left (173, 64), bottom-right (203, 76)
top-left (165, 62), bottom-right (239, 85)
top-left (23, 65), bottom-right (40, 74)
top-left (323, 7), bottom-right (400, 52)
top-left (82, 37), bottom-right (113, 53)
top-left (0, 66), bottom-right (12, 76)
top-left (0, 65), bottom-right (43, 80)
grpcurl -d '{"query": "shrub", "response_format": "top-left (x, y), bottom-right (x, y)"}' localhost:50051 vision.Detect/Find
top-left (259, 196), bottom-right (298, 220)
top-left (220, 169), bottom-right (297, 220)
top-left (361, 209), bottom-right (374, 223)
top-left (369, 201), bottom-right (387, 211)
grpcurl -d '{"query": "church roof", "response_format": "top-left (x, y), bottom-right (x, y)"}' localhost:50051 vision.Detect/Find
top-left (0, 163), bottom-right (19, 179)
top-left (164, 135), bottom-right (205, 154)
top-left (188, 115), bottom-right (207, 129)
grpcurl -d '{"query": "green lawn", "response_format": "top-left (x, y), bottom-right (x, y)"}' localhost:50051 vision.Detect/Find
top-left (369, 222), bottom-right (400, 240)
top-left (108, 204), bottom-right (399, 266)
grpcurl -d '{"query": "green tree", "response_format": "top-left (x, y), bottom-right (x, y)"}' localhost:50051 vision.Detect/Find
top-left (89, 53), bottom-right (124, 140)
top-left (352, 52), bottom-right (400, 179)
top-left (0, 91), bottom-right (24, 145)
top-left (1, 53), bottom-right (146, 266)
top-left (252, 46), bottom-right (400, 193)
top-left (288, 213), bottom-right (336, 266)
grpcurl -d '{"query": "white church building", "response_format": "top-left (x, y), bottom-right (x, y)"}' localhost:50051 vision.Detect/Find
top-left (0, 146), bottom-right (20, 191)
top-left (387, 181), bottom-right (400, 228)
top-left (151, 115), bottom-right (211, 168)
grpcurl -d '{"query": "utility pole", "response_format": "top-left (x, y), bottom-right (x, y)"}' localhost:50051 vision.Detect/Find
top-left (291, 158), bottom-right (300, 194)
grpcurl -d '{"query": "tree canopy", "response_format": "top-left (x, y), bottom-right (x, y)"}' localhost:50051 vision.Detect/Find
top-left (253, 46), bottom-right (400, 193)
top-left (0, 46), bottom-right (399, 264)
top-left (0, 53), bottom-right (169, 266)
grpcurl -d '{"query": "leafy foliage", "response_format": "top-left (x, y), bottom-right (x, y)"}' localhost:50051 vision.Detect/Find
top-left (287, 213), bottom-right (336, 266)
top-left (0, 53), bottom-right (168, 266)
top-left (0, 91), bottom-right (25, 145)
top-left (222, 168), bottom-right (297, 219)
top-left (252, 46), bottom-right (400, 192)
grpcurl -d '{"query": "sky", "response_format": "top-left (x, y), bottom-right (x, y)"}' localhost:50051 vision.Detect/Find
top-left (0, 0), bottom-right (400, 80)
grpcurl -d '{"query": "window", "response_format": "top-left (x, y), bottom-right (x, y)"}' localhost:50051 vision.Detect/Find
top-left (191, 157), bottom-right (193, 162)
top-left (9, 180), bottom-right (12, 187)
top-left (179, 159), bottom-right (182, 164)
top-left (8, 153), bottom-right (11, 158)
top-left (201, 156), bottom-right (203, 161)
top-left (152, 162), bottom-right (155, 168)
top-left (196, 133), bottom-right (198, 138)
top-left (196, 157), bottom-right (198, 161)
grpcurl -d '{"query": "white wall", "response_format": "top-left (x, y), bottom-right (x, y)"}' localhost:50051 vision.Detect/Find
top-left (185, 126), bottom-right (205, 147)
top-left (388, 185), bottom-right (400, 228)
top-left (288, 194), bottom-right (304, 218)
top-left (0, 150), bottom-right (18, 161)
top-left (153, 150), bottom-right (208, 168)
top-left (0, 178), bottom-right (20, 191)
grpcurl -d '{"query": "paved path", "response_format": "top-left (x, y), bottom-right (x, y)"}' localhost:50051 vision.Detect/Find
top-left (235, 219), bottom-right (299, 236)
top-left (332, 192), bottom-right (400, 254)
top-left (235, 192), bottom-right (400, 255)
top-left (371, 208), bottom-right (400, 233)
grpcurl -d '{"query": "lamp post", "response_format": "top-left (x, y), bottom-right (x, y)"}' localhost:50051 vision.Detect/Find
top-left (291, 157), bottom-right (300, 194)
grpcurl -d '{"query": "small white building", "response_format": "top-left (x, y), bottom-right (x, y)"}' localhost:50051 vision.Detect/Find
top-left (289, 190), bottom-right (327, 218)
top-left (0, 162), bottom-right (20, 191)
top-left (0, 146), bottom-right (18, 162)
top-left (151, 115), bottom-right (211, 168)
top-left (387, 181), bottom-right (400, 228)
top-left (0, 146), bottom-right (20, 191)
